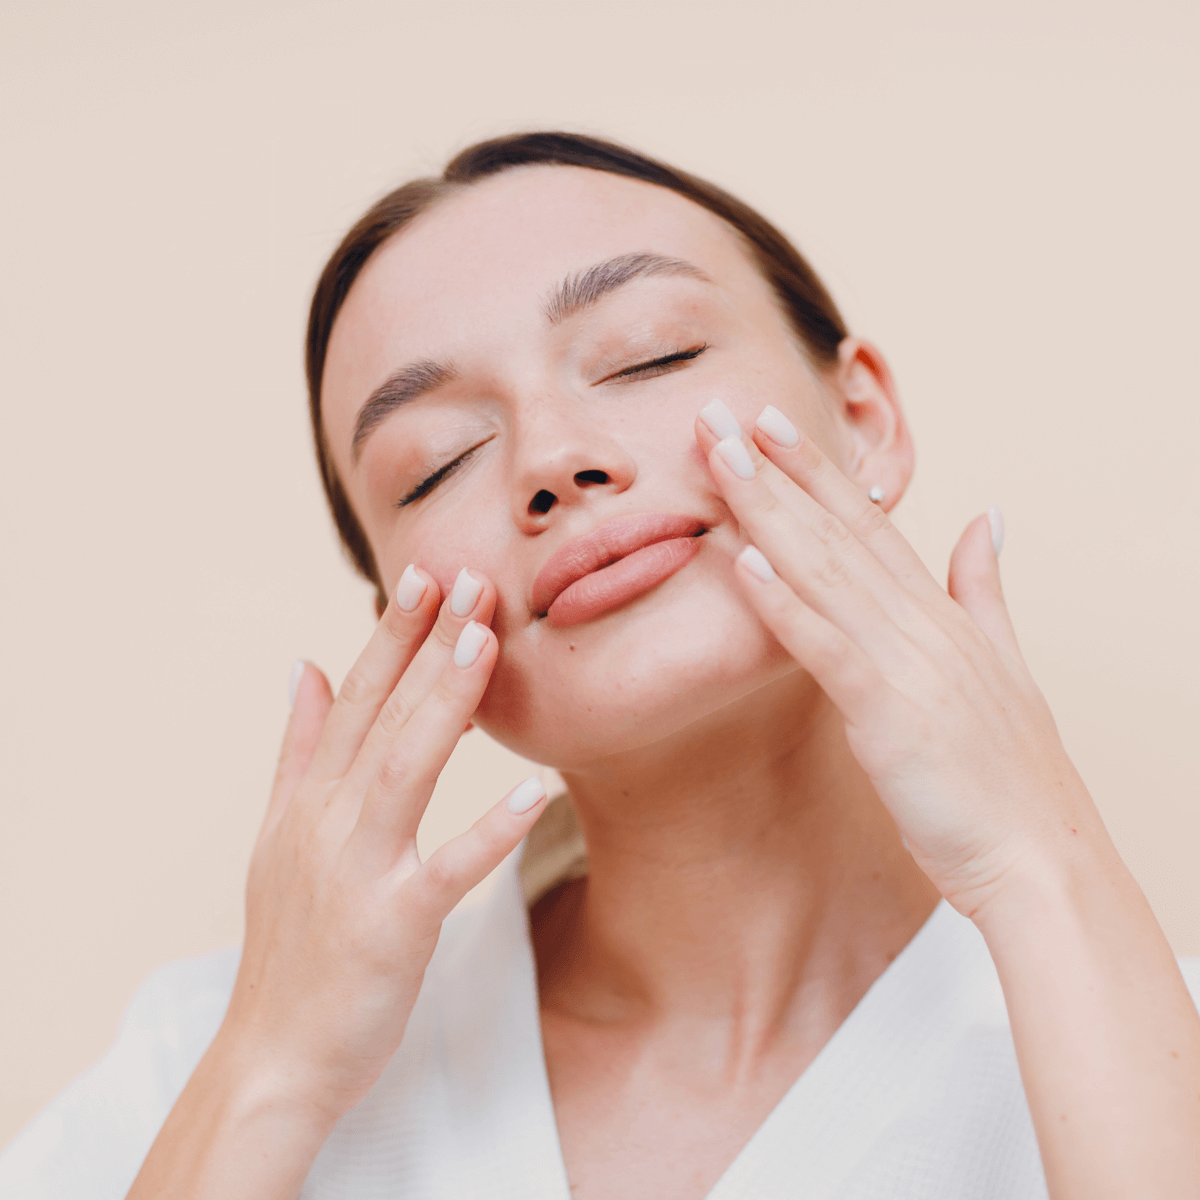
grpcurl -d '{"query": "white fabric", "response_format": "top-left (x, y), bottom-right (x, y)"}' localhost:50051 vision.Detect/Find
top-left (4, 815), bottom-right (1200, 1199)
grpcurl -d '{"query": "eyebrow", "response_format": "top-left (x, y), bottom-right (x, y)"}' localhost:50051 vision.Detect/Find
top-left (350, 253), bottom-right (711, 464)
top-left (351, 359), bottom-right (457, 465)
top-left (544, 252), bottom-right (711, 324)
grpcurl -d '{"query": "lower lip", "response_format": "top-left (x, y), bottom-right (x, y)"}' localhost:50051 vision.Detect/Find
top-left (546, 535), bottom-right (704, 628)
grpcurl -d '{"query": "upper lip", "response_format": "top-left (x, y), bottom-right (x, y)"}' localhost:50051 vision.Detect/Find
top-left (531, 512), bottom-right (707, 617)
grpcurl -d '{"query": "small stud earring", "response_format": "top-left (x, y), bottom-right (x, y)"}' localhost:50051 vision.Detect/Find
top-left (868, 485), bottom-right (885, 503)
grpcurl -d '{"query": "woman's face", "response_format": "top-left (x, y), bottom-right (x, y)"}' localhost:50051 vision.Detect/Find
top-left (321, 166), bottom-right (859, 768)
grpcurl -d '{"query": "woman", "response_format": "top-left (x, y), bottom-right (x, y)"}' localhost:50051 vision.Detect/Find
top-left (3, 132), bottom-right (1198, 1200)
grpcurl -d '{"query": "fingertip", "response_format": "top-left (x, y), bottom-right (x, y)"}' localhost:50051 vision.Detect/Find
top-left (698, 398), bottom-right (743, 441)
top-left (288, 659), bottom-right (333, 716)
top-left (713, 435), bottom-right (757, 480)
top-left (452, 619), bottom-right (497, 669)
top-left (288, 658), bottom-right (306, 709)
top-left (506, 775), bottom-right (547, 816)
top-left (278, 659), bottom-right (332, 787)
top-left (737, 544), bottom-right (777, 583)
top-left (988, 505), bottom-right (1005, 557)
top-left (948, 513), bottom-right (1004, 604)
top-left (441, 567), bottom-right (497, 624)
top-left (754, 404), bottom-right (801, 449)
top-left (395, 563), bottom-right (435, 613)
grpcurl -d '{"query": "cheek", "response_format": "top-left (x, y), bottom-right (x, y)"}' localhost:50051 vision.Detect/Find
top-left (373, 503), bottom-right (508, 603)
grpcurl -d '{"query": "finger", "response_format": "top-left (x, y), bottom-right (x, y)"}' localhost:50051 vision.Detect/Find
top-left (705, 430), bottom-right (927, 683)
top-left (696, 403), bottom-right (938, 630)
top-left (405, 776), bottom-right (548, 930)
top-left (698, 402), bottom-right (982, 679)
top-left (307, 563), bottom-right (442, 784)
top-left (947, 510), bottom-right (1025, 671)
top-left (745, 404), bottom-right (944, 603)
top-left (349, 619), bottom-right (499, 866)
top-left (696, 404), bottom-right (826, 525)
top-left (263, 660), bottom-right (335, 834)
top-left (733, 544), bottom-right (892, 728)
top-left (342, 568), bottom-right (496, 798)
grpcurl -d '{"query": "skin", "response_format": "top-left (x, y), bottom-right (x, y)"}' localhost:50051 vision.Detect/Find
top-left (127, 166), bottom-right (1200, 1199)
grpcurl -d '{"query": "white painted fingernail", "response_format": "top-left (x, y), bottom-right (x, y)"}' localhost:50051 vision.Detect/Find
top-left (755, 405), bottom-right (800, 448)
top-left (450, 568), bottom-right (483, 616)
top-left (737, 545), bottom-right (776, 582)
top-left (507, 775), bottom-right (547, 815)
top-left (453, 621), bottom-right (489, 668)
top-left (396, 563), bottom-right (427, 611)
top-left (700, 398), bottom-right (742, 440)
top-left (288, 659), bottom-right (305, 708)
top-left (715, 435), bottom-right (756, 480)
top-left (988, 505), bottom-right (1005, 556)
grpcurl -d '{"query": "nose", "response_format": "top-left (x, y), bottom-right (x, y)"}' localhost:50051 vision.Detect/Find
top-left (509, 405), bottom-right (637, 533)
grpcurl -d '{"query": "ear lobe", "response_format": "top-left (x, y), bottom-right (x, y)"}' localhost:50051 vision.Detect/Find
top-left (834, 337), bottom-right (914, 509)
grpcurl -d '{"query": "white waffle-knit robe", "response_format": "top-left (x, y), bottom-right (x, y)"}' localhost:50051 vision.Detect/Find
top-left (4, 799), bottom-right (1199, 1199)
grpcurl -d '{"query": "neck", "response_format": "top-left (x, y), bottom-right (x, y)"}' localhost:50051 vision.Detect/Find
top-left (534, 673), bottom-right (939, 1057)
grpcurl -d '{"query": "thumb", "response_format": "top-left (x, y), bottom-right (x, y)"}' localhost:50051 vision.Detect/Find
top-left (947, 508), bottom-right (1022, 661)
top-left (264, 660), bottom-right (334, 830)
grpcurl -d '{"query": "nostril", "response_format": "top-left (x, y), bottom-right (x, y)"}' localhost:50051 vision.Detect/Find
top-left (529, 489), bottom-right (556, 515)
top-left (574, 470), bottom-right (608, 487)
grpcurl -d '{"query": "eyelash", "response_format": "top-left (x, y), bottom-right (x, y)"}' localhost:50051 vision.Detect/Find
top-left (396, 445), bottom-right (480, 508)
top-left (396, 344), bottom-right (708, 508)
top-left (604, 343), bottom-right (708, 383)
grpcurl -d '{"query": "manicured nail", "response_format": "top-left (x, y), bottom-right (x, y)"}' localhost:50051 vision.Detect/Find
top-left (988, 505), bottom-right (1005, 556)
top-left (396, 563), bottom-right (427, 611)
top-left (507, 775), bottom-right (547, 815)
top-left (755, 405), bottom-right (800, 448)
top-left (737, 545), bottom-right (776, 582)
top-left (288, 659), bottom-right (305, 708)
top-left (715, 435), bottom-right (755, 480)
top-left (450, 567), bottom-right (483, 616)
top-left (699, 398), bottom-right (742, 440)
top-left (453, 621), bottom-right (489, 668)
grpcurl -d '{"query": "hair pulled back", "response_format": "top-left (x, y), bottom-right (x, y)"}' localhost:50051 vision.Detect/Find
top-left (306, 131), bottom-right (848, 605)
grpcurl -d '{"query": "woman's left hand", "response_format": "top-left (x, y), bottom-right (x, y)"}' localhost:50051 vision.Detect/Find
top-left (695, 398), bottom-right (1102, 920)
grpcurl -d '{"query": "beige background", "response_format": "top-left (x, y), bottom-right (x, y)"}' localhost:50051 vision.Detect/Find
top-left (2, 0), bottom-right (1197, 1146)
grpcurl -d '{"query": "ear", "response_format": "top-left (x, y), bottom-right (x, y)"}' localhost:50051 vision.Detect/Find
top-left (832, 337), bottom-right (914, 512)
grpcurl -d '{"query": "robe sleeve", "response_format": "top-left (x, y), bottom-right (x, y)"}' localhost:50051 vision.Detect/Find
top-left (0, 947), bottom-right (239, 1200)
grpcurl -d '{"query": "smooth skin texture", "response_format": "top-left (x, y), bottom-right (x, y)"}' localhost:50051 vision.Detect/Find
top-left (128, 165), bottom-right (1200, 1199)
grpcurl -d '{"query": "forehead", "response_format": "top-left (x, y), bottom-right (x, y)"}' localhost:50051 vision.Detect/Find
top-left (323, 166), bottom-right (768, 403)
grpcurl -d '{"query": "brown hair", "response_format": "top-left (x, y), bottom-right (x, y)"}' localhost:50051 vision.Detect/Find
top-left (306, 131), bottom-right (848, 606)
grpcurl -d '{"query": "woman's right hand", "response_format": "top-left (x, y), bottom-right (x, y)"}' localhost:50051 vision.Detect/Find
top-left (128, 565), bottom-right (547, 1200)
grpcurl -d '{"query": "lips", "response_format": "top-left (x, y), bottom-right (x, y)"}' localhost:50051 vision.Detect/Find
top-left (532, 512), bottom-right (706, 628)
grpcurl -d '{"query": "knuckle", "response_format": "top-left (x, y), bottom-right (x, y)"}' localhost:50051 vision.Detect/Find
top-left (811, 550), bottom-right (852, 592)
top-left (431, 614), bottom-right (461, 653)
top-left (748, 486), bottom-right (782, 522)
top-left (811, 507), bottom-right (852, 549)
top-left (420, 853), bottom-right (457, 898)
top-left (433, 671), bottom-right (470, 709)
top-left (375, 688), bottom-right (417, 740)
top-left (378, 610), bottom-right (418, 656)
top-left (856, 500), bottom-right (891, 539)
top-left (336, 666), bottom-right (373, 710)
top-left (375, 751), bottom-right (412, 797)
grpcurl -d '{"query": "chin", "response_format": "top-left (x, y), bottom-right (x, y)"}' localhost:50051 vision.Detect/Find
top-left (475, 569), bottom-right (799, 769)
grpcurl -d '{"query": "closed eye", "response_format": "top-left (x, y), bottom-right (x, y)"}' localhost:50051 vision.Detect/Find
top-left (600, 343), bottom-right (708, 384)
top-left (396, 443), bottom-right (483, 508)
